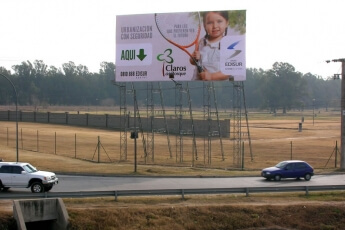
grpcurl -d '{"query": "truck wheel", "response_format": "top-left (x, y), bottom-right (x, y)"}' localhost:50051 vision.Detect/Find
top-left (0, 181), bottom-right (10, 192)
top-left (31, 182), bottom-right (44, 193)
top-left (45, 186), bottom-right (53, 192)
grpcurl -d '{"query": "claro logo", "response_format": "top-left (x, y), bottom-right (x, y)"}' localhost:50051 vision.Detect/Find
top-left (157, 48), bottom-right (187, 77)
top-left (165, 65), bottom-right (186, 71)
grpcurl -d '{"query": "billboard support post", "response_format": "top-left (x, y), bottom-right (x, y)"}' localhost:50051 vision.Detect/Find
top-left (134, 88), bottom-right (137, 173)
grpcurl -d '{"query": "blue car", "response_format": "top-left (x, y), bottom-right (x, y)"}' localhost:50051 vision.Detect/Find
top-left (261, 160), bottom-right (314, 181)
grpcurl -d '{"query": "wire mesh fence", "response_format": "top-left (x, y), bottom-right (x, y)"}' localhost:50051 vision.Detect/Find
top-left (0, 119), bottom-right (341, 170)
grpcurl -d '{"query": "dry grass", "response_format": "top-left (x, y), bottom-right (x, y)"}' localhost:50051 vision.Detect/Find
top-left (1, 110), bottom-right (345, 229)
top-left (2, 192), bottom-right (345, 229)
top-left (0, 109), bottom-right (341, 176)
top-left (66, 203), bottom-right (345, 230)
top-left (0, 210), bottom-right (16, 229)
top-left (64, 192), bottom-right (345, 230)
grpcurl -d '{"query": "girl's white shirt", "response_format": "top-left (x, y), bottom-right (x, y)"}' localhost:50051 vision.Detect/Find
top-left (198, 39), bottom-right (221, 73)
top-left (191, 26), bottom-right (241, 80)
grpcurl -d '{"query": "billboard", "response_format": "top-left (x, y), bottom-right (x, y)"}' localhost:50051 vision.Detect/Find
top-left (115, 10), bottom-right (246, 82)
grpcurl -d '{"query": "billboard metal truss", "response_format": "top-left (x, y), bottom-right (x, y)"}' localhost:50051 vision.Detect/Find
top-left (119, 83), bottom-right (128, 161)
top-left (145, 82), bottom-right (173, 163)
top-left (116, 81), bottom-right (252, 168)
top-left (172, 81), bottom-right (198, 164)
top-left (203, 82), bottom-right (225, 165)
top-left (232, 81), bottom-right (243, 168)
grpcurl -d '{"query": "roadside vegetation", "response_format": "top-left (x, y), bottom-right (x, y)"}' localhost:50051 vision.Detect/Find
top-left (1, 193), bottom-right (345, 229)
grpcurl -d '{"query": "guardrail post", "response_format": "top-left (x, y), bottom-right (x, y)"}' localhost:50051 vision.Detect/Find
top-left (246, 188), bottom-right (249, 197)
top-left (114, 191), bottom-right (118, 201)
top-left (305, 186), bottom-right (309, 196)
top-left (181, 189), bottom-right (185, 200)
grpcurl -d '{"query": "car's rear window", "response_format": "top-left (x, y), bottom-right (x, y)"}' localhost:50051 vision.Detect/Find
top-left (0, 166), bottom-right (11, 173)
top-left (295, 163), bottom-right (307, 169)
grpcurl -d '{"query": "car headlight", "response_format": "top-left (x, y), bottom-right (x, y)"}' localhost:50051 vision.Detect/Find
top-left (44, 176), bottom-right (51, 180)
top-left (265, 172), bottom-right (271, 175)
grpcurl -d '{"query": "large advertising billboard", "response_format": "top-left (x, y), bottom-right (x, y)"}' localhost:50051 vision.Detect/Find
top-left (115, 10), bottom-right (246, 82)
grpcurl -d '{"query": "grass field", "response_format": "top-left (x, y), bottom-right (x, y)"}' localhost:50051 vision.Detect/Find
top-left (1, 109), bottom-right (345, 229)
top-left (0, 109), bottom-right (342, 175)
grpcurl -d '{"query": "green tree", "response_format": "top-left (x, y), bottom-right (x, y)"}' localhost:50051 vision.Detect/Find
top-left (302, 73), bottom-right (341, 110)
top-left (245, 68), bottom-right (265, 109)
top-left (262, 62), bottom-right (306, 113)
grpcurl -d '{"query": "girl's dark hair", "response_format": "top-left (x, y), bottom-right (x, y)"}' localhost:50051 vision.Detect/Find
top-left (202, 11), bottom-right (229, 47)
top-left (202, 11), bottom-right (229, 24)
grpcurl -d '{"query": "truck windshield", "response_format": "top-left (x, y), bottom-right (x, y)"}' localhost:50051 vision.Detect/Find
top-left (23, 164), bottom-right (38, 173)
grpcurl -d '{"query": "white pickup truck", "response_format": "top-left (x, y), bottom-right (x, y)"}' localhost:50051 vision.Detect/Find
top-left (0, 162), bottom-right (58, 193)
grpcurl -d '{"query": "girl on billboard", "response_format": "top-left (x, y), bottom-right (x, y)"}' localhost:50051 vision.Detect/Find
top-left (190, 11), bottom-right (233, 81)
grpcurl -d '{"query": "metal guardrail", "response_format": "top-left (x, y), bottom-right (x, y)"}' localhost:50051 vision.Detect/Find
top-left (2, 185), bottom-right (345, 200)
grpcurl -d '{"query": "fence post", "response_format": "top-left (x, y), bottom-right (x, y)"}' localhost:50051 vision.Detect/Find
top-left (37, 130), bottom-right (39, 152)
top-left (55, 132), bottom-right (57, 154)
top-left (20, 128), bottom-right (23, 149)
top-left (114, 191), bottom-right (118, 201)
top-left (290, 141), bottom-right (293, 160)
top-left (335, 141), bottom-right (338, 168)
top-left (241, 142), bottom-right (245, 170)
top-left (75, 133), bottom-right (77, 159)
top-left (98, 136), bottom-right (100, 163)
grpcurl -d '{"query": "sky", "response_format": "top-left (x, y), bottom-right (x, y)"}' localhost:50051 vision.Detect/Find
top-left (0, 0), bottom-right (344, 79)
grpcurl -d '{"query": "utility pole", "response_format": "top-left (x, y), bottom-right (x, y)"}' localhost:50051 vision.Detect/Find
top-left (326, 58), bottom-right (345, 169)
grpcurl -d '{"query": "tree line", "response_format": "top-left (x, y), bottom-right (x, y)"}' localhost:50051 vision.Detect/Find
top-left (0, 60), bottom-right (341, 113)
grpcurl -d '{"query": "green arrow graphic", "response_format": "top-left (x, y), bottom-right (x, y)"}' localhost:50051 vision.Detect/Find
top-left (137, 49), bottom-right (147, 61)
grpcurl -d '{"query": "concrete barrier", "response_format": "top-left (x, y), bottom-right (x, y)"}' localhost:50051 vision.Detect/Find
top-left (13, 198), bottom-right (69, 230)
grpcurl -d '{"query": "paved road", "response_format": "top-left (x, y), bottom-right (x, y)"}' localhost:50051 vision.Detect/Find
top-left (4, 174), bottom-right (345, 193)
